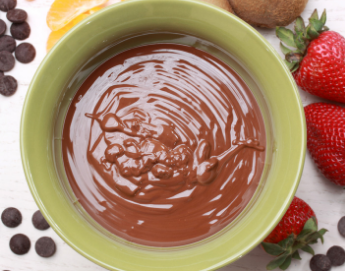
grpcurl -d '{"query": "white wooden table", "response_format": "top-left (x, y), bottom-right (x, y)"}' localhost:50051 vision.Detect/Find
top-left (1, 0), bottom-right (345, 270)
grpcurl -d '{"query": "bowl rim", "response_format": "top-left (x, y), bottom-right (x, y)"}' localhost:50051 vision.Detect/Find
top-left (20, 0), bottom-right (306, 270)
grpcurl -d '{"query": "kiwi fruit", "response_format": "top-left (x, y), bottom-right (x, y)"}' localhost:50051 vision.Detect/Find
top-left (227, 0), bottom-right (308, 28)
top-left (200, 0), bottom-right (234, 13)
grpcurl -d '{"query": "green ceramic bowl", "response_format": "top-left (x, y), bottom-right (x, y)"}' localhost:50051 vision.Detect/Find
top-left (20, 0), bottom-right (305, 270)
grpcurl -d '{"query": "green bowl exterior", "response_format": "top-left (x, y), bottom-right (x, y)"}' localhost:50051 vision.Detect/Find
top-left (20, 0), bottom-right (306, 270)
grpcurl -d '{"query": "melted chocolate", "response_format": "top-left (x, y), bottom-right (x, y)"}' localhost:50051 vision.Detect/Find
top-left (62, 44), bottom-right (266, 247)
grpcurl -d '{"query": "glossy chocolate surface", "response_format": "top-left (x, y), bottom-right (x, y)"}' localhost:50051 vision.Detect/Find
top-left (62, 44), bottom-right (266, 247)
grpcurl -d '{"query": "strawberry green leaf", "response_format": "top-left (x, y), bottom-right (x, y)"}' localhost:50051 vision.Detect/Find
top-left (267, 252), bottom-right (289, 270)
top-left (286, 52), bottom-right (303, 64)
top-left (321, 26), bottom-right (329, 32)
top-left (303, 217), bottom-right (318, 232)
top-left (293, 34), bottom-right (306, 53)
top-left (318, 229), bottom-right (328, 243)
top-left (279, 234), bottom-right (295, 250)
top-left (301, 245), bottom-right (315, 255)
top-left (320, 9), bottom-right (327, 25)
top-left (279, 255), bottom-right (292, 270)
top-left (296, 229), bottom-right (313, 241)
top-left (310, 19), bottom-right (324, 32)
top-left (302, 39), bottom-right (310, 48)
top-left (276, 27), bottom-right (296, 48)
top-left (284, 59), bottom-right (298, 72)
top-left (292, 240), bottom-right (305, 251)
top-left (292, 250), bottom-right (302, 260)
top-left (310, 9), bottom-right (319, 20)
top-left (284, 59), bottom-right (295, 69)
top-left (308, 25), bottom-right (320, 39)
top-left (319, 228), bottom-right (328, 236)
top-left (290, 64), bottom-right (300, 73)
top-left (294, 17), bottom-right (306, 35)
top-left (305, 25), bottom-right (311, 39)
top-left (262, 242), bottom-right (286, 256)
top-left (306, 232), bottom-right (324, 243)
top-left (280, 42), bottom-right (293, 55)
top-left (278, 9), bottom-right (329, 68)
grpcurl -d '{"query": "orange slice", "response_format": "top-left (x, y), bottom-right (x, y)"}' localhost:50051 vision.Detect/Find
top-left (47, 13), bottom-right (89, 51)
top-left (87, 6), bottom-right (103, 14)
top-left (47, 0), bottom-right (109, 31)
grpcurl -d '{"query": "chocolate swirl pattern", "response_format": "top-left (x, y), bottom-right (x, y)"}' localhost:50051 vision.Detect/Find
top-left (63, 44), bottom-right (266, 246)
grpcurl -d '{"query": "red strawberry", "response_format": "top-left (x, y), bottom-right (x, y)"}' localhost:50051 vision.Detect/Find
top-left (264, 197), bottom-right (316, 244)
top-left (262, 197), bottom-right (327, 270)
top-left (276, 10), bottom-right (345, 103)
top-left (293, 31), bottom-right (345, 102)
top-left (304, 102), bottom-right (345, 186)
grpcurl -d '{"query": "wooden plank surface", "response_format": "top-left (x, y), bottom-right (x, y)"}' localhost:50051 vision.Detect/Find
top-left (1, 0), bottom-right (345, 270)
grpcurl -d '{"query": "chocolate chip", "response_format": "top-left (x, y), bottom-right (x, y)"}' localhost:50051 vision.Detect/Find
top-left (7, 9), bottom-right (27, 23)
top-left (0, 71), bottom-right (4, 79)
top-left (310, 254), bottom-right (332, 271)
top-left (9, 234), bottom-right (30, 255)
top-left (10, 22), bottom-right (30, 40)
top-left (32, 210), bottom-right (50, 230)
top-left (1, 207), bottom-right (22, 228)
top-left (0, 19), bottom-right (6, 36)
top-left (0, 35), bottom-right (16, 52)
top-left (15, 43), bottom-right (35, 63)
top-left (0, 75), bottom-right (18, 96)
top-left (327, 246), bottom-right (345, 266)
top-left (0, 51), bottom-right (15, 71)
top-left (35, 237), bottom-right (56, 258)
top-left (338, 216), bottom-right (345, 237)
top-left (0, 0), bottom-right (16, 12)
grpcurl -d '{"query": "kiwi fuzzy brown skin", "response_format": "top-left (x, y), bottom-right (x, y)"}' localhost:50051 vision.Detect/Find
top-left (200, 0), bottom-right (234, 13)
top-left (227, 0), bottom-right (309, 28)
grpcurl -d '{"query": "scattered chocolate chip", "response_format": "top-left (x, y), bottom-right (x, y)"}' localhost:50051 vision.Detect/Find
top-left (310, 254), bottom-right (332, 271)
top-left (7, 9), bottom-right (27, 23)
top-left (32, 210), bottom-right (50, 230)
top-left (0, 35), bottom-right (17, 52)
top-left (0, 19), bottom-right (6, 36)
top-left (35, 237), bottom-right (56, 258)
top-left (0, 0), bottom-right (16, 12)
top-left (327, 246), bottom-right (345, 266)
top-left (10, 22), bottom-right (30, 40)
top-left (15, 43), bottom-right (35, 63)
top-left (0, 75), bottom-right (18, 96)
top-left (0, 51), bottom-right (15, 71)
top-left (9, 234), bottom-right (30, 255)
top-left (338, 216), bottom-right (345, 237)
top-left (1, 207), bottom-right (22, 228)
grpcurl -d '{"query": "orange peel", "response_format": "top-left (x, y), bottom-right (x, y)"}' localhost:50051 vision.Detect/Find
top-left (46, 13), bottom-right (89, 51)
top-left (47, 0), bottom-right (109, 31)
top-left (46, 5), bottom-right (106, 51)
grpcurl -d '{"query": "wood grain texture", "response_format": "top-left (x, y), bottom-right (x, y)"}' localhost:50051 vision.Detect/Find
top-left (1, 0), bottom-right (345, 270)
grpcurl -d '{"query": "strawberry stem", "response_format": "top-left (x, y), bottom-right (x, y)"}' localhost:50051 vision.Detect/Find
top-left (262, 217), bottom-right (327, 270)
top-left (276, 9), bottom-right (329, 72)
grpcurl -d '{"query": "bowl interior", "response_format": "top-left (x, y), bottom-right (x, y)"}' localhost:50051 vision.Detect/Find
top-left (20, 1), bottom-right (305, 270)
